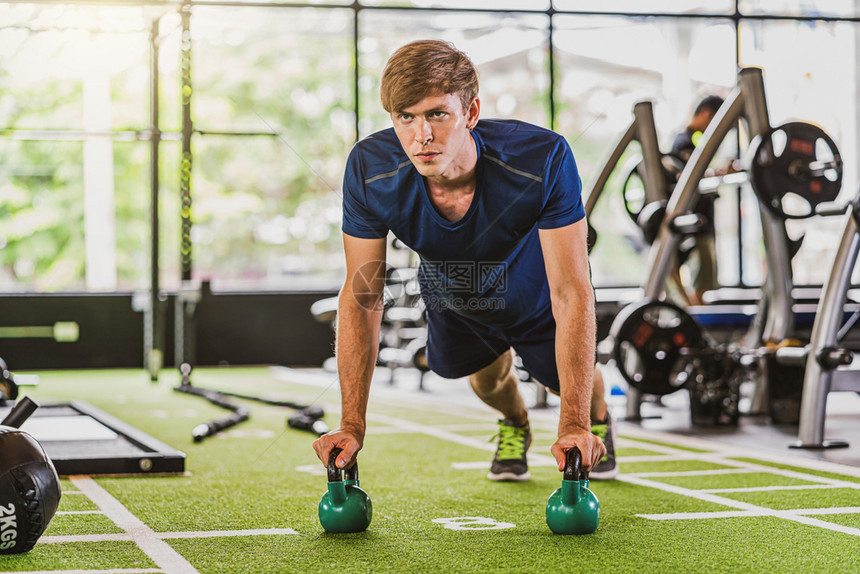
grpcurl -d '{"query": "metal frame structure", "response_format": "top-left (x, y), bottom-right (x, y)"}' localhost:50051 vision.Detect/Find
top-left (790, 198), bottom-right (860, 448)
top-left (620, 67), bottom-right (797, 420)
top-left (643, 68), bottom-right (789, 336)
top-left (583, 100), bottom-right (667, 218)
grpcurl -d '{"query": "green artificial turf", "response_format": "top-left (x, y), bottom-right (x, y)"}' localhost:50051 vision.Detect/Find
top-left (0, 541), bottom-right (155, 572)
top-left (0, 367), bottom-right (858, 574)
top-left (44, 514), bottom-right (124, 536)
top-left (618, 436), bottom-right (712, 453)
top-left (55, 493), bottom-right (100, 512)
top-left (616, 446), bottom-right (671, 457)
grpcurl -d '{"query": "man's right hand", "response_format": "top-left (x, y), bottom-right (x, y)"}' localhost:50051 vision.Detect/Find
top-left (312, 426), bottom-right (364, 469)
top-left (550, 428), bottom-right (606, 474)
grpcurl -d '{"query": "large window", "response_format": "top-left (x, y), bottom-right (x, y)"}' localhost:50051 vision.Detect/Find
top-left (2, 1), bottom-right (860, 293)
top-left (0, 4), bottom-right (153, 292)
top-left (189, 6), bottom-right (353, 290)
top-left (554, 15), bottom-right (737, 287)
top-left (739, 18), bottom-right (859, 285)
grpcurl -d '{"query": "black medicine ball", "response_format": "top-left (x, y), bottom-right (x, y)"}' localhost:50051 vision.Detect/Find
top-left (0, 425), bottom-right (61, 554)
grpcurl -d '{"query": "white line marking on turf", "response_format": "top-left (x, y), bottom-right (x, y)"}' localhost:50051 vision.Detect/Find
top-left (451, 460), bottom-right (558, 470)
top-left (630, 468), bottom-right (762, 478)
top-left (451, 444), bottom-right (726, 470)
top-left (271, 366), bottom-right (547, 427)
top-left (364, 426), bottom-right (422, 435)
top-left (701, 484), bottom-right (847, 494)
top-left (56, 510), bottom-right (105, 515)
top-left (11, 570), bottom-right (162, 574)
top-left (617, 454), bottom-right (711, 463)
top-left (615, 439), bottom-right (860, 538)
top-left (432, 423), bottom-right (499, 432)
top-left (70, 477), bottom-right (199, 574)
top-left (689, 456), bottom-right (860, 489)
top-left (638, 510), bottom-right (768, 520)
top-left (296, 463), bottom-right (328, 476)
top-left (621, 474), bottom-right (860, 538)
top-left (616, 437), bottom-right (699, 455)
top-left (786, 506), bottom-right (860, 516)
top-left (366, 412), bottom-right (494, 451)
top-left (366, 411), bottom-right (558, 465)
top-left (432, 517), bottom-right (515, 531)
top-left (40, 533), bottom-right (132, 544)
top-left (450, 462), bottom-right (493, 470)
top-left (41, 527), bottom-right (300, 545)
top-left (617, 426), bottom-right (860, 479)
top-left (158, 528), bottom-right (298, 539)
top-left (620, 475), bottom-right (766, 513)
top-left (639, 506), bottom-right (860, 521)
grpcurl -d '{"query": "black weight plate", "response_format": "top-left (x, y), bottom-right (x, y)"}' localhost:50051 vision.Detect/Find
top-left (610, 299), bottom-right (705, 395)
top-left (636, 200), bottom-right (667, 245)
top-left (750, 121), bottom-right (842, 219)
top-left (621, 157), bottom-right (648, 224)
top-left (621, 156), bottom-right (680, 229)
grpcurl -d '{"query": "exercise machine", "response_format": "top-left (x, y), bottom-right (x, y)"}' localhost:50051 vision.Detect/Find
top-left (606, 67), bottom-right (843, 423)
top-left (583, 100), bottom-right (671, 251)
top-left (777, 191), bottom-right (860, 448)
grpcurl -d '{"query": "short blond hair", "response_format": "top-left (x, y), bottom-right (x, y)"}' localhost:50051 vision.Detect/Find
top-left (380, 40), bottom-right (479, 114)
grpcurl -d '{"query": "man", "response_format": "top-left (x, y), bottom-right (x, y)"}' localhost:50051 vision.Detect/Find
top-left (313, 40), bottom-right (615, 482)
top-left (666, 95), bottom-right (724, 306)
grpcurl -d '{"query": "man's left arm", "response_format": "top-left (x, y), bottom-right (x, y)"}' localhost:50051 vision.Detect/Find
top-left (539, 218), bottom-right (606, 472)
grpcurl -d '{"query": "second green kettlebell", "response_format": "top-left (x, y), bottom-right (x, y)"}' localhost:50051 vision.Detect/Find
top-left (545, 446), bottom-right (600, 535)
top-left (318, 447), bottom-right (372, 533)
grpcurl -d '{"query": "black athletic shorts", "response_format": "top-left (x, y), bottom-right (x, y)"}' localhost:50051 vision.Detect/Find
top-left (422, 299), bottom-right (565, 392)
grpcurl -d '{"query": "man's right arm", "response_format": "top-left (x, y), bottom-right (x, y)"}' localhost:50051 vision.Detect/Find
top-left (312, 233), bottom-right (387, 469)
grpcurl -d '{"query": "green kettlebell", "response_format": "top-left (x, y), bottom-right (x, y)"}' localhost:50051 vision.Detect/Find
top-left (318, 447), bottom-right (372, 533)
top-left (545, 447), bottom-right (600, 535)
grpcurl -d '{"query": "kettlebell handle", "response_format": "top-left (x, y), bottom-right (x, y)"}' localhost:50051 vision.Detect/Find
top-left (327, 447), bottom-right (359, 483)
top-left (563, 447), bottom-right (588, 482)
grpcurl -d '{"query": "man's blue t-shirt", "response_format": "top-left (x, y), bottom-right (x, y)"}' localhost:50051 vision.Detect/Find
top-left (341, 119), bottom-right (585, 329)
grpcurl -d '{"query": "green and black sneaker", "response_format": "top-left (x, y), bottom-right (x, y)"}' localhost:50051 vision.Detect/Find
top-left (487, 418), bottom-right (532, 482)
top-left (590, 413), bottom-right (618, 480)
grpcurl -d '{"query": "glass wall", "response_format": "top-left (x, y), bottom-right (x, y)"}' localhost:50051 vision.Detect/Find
top-left (189, 6), bottom-right (353, 290)
top-left (2, 1), bottom-right (860, 293)
top-left (739, 18), bottom-right (860, 285)
top-left (554, 15), bottom-right (737, 287)
top-left (0, 3), bottom-right (154, 292)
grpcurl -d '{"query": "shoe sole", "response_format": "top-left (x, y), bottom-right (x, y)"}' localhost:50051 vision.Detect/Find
top-left (487, 471), bottom-right (531, 482)
top-left (589, 466), bottom-right (618, 480)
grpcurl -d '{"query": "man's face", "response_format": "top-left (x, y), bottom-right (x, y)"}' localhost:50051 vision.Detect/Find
top-left (692, 109), bottom-right (716, 132)
top-left (391, 92), bottom-right (479, 180)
